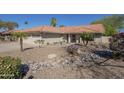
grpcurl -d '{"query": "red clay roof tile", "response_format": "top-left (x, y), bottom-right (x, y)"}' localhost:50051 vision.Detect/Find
top-left (3, 24), bottom-right (105, 34)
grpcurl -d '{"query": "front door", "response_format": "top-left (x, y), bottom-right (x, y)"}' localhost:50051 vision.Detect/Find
top-left (71, 35), bottom-right (76, 43)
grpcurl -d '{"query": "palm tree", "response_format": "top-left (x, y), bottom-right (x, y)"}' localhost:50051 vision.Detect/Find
top-left (59, 25), bottom-right (65, 27)
top-left (24, 21), bottom-right (28, 25)
top-left (24, 21), bottom-right (28, 28)
top-left (12, 32), bottom-right (27, 51)
top-left (50, 17), bottom-right (57, 27)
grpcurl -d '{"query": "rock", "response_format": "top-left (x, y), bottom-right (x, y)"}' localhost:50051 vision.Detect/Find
top-left (48, 54), bottom-right (57, 59)
top-left (67, 44), bottom-right (82, 55)
top-left (28, 75), bottom-right (34, 79)
top-left (32, 70), bottom-right (36, 73)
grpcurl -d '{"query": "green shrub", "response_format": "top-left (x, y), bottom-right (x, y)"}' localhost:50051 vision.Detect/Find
top-left (110, 33), bottom-right (124, 59)
top-left (81, 33), bottom-right (93, 46)
top-left (0, 56), bottom-right (22, 79)
top-left (34, 40), bottom-right (44, 48)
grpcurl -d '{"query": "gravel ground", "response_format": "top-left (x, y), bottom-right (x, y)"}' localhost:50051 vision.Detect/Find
top-left (0, 42), bottom-right (124, 79)
top-left (0, 43), bottom-right (67, 63)
top-left (0, 42), bottom-right (35, 53)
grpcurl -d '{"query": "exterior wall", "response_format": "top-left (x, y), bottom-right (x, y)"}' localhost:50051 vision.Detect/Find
top-left (23, 36), bottom-right (41, 45)
top-left (41, 33), bottom-right (64, 44)
top-left (94, 33), bottom-right (111, 43)
top-left (94, 38), bottom-right (102, 43)
top-left (23, 32), bottom-right (42, 45)
top-left (76, 34), bottom-right (80, 43)
top-left (66, 34), bottom-right (80, 43)
top-left (101, 36), bottom-right (111, 43)
top-left (94, 33), bottom-right (102, 43)
top-left (23, 33), bottom-right (81, 45)
top-left (23, 32), bottom-right (106, 45)
top-left (23, 33), bottom-right (65, 45)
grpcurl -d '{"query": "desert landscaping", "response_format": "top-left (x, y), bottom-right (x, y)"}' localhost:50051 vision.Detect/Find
top-left (0, 41), bottom-right (124, 79)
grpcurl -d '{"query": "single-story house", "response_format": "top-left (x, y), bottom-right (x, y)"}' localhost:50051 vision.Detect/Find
top-left (2, 24), bottom-right (105, 44)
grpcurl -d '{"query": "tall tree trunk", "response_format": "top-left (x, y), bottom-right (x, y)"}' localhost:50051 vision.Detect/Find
top-left (20, 37), bottom-right (23, 51)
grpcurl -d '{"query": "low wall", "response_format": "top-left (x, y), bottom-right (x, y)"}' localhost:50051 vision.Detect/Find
top-left (23, 33), bottom-right (64, 45)
top-left (101, 36), bottom-right (111, 43)
top-left (94, 36), bottom-right (111, 43)
top-left (23, 36), bottom-right (41, 45)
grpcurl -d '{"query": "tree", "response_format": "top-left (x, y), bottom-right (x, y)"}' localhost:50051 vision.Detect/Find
top-left (81, 32), bottom-right (93, 46)
top-left (24, 21), bottom-right (28, 25)
top-left (59, 25), bottom-right (65, 27)
top-left (109, 33), bottom-right (124, 59)
top-left (12, 32), bottom-right (27, 51)
top-left (24, 21), bottom-right (28, 28)
top-left (0, 20), bottom-right (18, 31)
top-left (4, 21), bottom-right (19, 30)
top-left (0, 20), bottom-right (6, 31)
top-left (91, 15), bottom-right (124, 36)
top-left (50, 17), bottom-right (57, 27)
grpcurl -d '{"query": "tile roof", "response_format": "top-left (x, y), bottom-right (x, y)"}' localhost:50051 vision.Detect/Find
top-left (3, 24), bottom-right (105, 34)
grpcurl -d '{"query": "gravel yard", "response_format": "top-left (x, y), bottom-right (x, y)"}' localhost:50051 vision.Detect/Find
top-left (0, 42), bottom-right (67, 63)
top-left (0, 42), bottom-right (35, 53)
top-left (0, 42), bottom-right (124, 79)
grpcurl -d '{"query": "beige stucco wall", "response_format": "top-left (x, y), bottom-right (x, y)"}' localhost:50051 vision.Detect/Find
top-left (94, 33), bottom-right (102, 43)
top-left (76, 34), bottom-right (81, 43)
top-left (101, 36), bottom-right (111, 43)
top-left (23, 36), bottom-right (41, 45)
top-left (23, 33), bottom-right (66, 45)
top-left (23, 32), bottom-right (106, 45)
top-left (94, 36), bottom-right (111, 44)
top-left (42, 33), bottom-right (65, 44)
top-left (94, 37), bottom-right (102, 43)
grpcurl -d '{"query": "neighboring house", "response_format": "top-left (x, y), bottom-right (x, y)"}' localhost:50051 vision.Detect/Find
top-left (2, 24), bottom-right (105, 44)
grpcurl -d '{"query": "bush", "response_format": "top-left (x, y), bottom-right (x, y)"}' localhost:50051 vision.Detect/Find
top-left (109, 33), bottom-right (124, 59)
top-left (34, 40), bottom-right (44, 48)
top-left (0, 56), bottom-right (23, 79)
top-left (110, 33), bottom-right (124, 51)
top-left (81, 33), bottom-right (93, 46)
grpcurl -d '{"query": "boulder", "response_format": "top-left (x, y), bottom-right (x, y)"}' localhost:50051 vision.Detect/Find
top-left (48, 54), bottom-right (57, 59)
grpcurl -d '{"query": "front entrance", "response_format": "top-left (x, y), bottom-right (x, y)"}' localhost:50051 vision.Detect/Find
top-left (67, 34), bottom-right (79, 43)
top-left (71, 34), bottom-right (76, 43)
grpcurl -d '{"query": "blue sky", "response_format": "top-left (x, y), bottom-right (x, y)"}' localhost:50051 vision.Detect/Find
top-left (0, 14), bottom-right (112, 30)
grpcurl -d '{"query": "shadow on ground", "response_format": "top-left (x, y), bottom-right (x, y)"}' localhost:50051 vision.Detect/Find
top-left (94, 50), bottom-right (113, 58)
top-left (20, 64), bottom-right (29, 78)
top-left (23, 47), bottom-right (35, 51)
